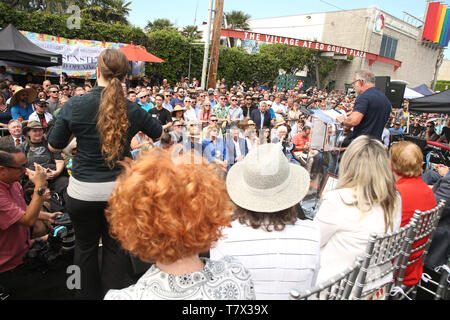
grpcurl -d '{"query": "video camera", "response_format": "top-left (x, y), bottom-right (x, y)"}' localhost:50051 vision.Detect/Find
top-left (24, 213), bottom-right (75, 271)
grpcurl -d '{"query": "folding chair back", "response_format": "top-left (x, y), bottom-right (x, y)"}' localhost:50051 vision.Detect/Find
top-left (352, 217), bottom-right (418, 300)
top-left (290, 256), bottom-right (363, 300)
top-left (393, 200), bottom-right (446, 299)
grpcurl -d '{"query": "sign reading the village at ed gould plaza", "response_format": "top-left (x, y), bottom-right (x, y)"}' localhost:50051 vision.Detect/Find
top-left (221, 28), bottom-right (402, 70)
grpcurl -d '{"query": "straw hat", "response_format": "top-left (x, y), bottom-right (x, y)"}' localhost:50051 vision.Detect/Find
top-left (10, 86), bottom-right (38, 106)
top-left (274, 117), bottom-right (286, 128)
top-left (226, 143), bottom-right (310, 213)
top-left (171, 105), bottom-right (186, 115)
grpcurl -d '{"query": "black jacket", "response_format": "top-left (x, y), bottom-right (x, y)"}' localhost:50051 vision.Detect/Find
top-left (48, 86), bottom-right (162, 183)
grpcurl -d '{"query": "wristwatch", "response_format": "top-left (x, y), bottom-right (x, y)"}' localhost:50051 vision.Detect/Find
top-left (36, 188), bottom-right (46, 196)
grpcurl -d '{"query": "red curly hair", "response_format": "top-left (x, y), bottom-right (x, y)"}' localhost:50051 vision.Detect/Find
top-left (105, 148), bottom-right (233, 264)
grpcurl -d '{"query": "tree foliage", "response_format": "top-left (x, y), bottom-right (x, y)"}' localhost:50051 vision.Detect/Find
top-left (7, 0), bottom-right (132, 24)
top-left (181, 25), bottom-right (203, 41)
top-left (145, 18), bottom-right (176, 33)
top-left (0, 3), bottom-right (336, 87)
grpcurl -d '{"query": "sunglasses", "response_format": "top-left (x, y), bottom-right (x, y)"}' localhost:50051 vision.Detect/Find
top-left (50, 91), bottom-right (59, 93)
top-left (211, 119), bottom-right (218, 122)
top-left (140, 95), bottom-right (148, 98)
top-left (231, 99), bottom-right (237, 101)
top-left (62, 88), bottom-right (69, 91)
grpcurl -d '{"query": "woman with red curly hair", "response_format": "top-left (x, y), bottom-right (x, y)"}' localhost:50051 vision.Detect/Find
top-left (104, 149), bottom-right (255, 300)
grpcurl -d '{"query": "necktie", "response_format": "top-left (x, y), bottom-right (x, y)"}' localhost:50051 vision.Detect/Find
top-left (15, 138), bottom-right (20, 146)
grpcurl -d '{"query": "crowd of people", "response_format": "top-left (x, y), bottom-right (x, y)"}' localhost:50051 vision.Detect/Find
top-left (0, 49), bottom-right (449, 300)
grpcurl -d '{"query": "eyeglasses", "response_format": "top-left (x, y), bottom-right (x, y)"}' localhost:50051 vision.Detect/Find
top-left (185, 100), bottom-right (192, 103)
top-left (62, 88), bottom-right (69, 91)
top-left (219, 98), bottom-right (226, 100)
top-left (3, 163), bottom-right (27, 171)
top-left (50, 90), bottom-right (59, 93)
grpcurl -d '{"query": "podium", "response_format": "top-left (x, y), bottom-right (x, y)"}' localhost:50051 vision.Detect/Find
top-left (300, 108), bottom-right (344, 218)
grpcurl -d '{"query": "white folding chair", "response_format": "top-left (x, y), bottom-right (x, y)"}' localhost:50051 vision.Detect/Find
top-left (352, 217), bottom-right (418, 300)
top-left (289, 256), bottom-right (363, 300)
top-left (392, 200), bottom-right (446, 300)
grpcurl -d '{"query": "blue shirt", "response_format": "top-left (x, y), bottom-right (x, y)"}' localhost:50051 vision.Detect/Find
top-left (11, 103), bottom-right (34, 120)
top-left (389, 127), bottom-right (404, 133)
top-left (352, 87), bottom-right (392, 140)
top-left (138, 101), bottom-right (153, 112)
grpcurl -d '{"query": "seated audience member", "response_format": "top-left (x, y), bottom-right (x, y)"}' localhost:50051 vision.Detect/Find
top-left (28, 99), bottom-right (53, 128)
top-left (73, 86), bottom-right (85, 97)
top-left (389, 141), bottom-right (437, 286)
top-left (389, 121), bottom-right (404, 133)
top-left (226, 125), bottom-right (248, 169)
top-left (418, 121), bottom-right (440, 141)
top-left (410, 118), bottom-right (424, 137)
top-left (211, 143), bottom-right (320, 300)
top-left (104, 149), bottom-right (255, 300)
top-left (52, 95), bottom-right (70, 121)
top-left (10, 87), bottom-right (37, 122)
top-left (127, 90), bottom-right (137, 103)
top-left (0, 93), bottom-right (12, 128)
top-left (19, 121), bottom-right (68, 200)
top-left (202, 124), bottom-right (227, 171)
top-left (130, 131), bottom-right (151, 160)
top-left (422, 164), bottom-right (450, 269)
top-left (437, 118), bottom-right (450, 143)
top-left (0, 119), bottom-right (25, 147)
top-left (0, 145), bottom-right (66, 300)
top-left (315, 135), bottom-right (401, 299)
top-left (153, 132), bottom-right (174, 150)
top-left (148, 94), bottom-right (172, 130)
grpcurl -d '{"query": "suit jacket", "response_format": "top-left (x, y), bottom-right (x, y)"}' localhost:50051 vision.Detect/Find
top-left (425, 171), bottom-right (450, 268)
top-left (226, 137), bottom-right (248, 168)
top-left (250, 109), bottom-right (271, 129)
top-left (0, 135), bottom-right (25, 148)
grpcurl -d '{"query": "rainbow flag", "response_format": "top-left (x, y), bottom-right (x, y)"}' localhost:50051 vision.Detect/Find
top-left (422, 1), bottom-right (450, 47)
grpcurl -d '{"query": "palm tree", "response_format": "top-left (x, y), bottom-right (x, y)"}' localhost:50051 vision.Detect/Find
top-left (80, 0), bottom-right (131, 25)
top-left (145, 18), bottom-right (176, 33)
top-left (223, 10), bottom-right (251, 47)
top-left (181, 25), bottom-right (203, 41)
top-left (224, 10), bottom-right (251, 30)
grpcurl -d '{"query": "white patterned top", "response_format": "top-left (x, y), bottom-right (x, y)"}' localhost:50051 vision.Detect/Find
top-left (104, 256), bottom-right (255, 300)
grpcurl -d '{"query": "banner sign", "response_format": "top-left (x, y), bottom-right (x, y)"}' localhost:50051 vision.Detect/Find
top-left (373, 12), bottom-right (385, 35)
top-left (221, 29), bottom-right (402, 71)
top-left (422, 1), bottom-right (450, 47)
top-left (2, 30), bottom-right (145, 79)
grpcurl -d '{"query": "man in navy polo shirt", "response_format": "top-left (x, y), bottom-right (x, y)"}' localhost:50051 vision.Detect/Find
top-left (337, 70), bottom-right (391, 141)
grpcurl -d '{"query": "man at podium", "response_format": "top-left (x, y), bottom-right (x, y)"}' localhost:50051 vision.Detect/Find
top-left (336, 70), bottom-right (391, 141)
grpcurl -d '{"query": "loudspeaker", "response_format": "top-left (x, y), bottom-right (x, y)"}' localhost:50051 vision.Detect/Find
top-left (386, 82), bottom-right (406, 108)
top-left (375, 76), bottom-right (390, 95)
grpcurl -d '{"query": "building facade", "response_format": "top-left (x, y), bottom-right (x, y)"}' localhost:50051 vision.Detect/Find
top-left (206, 7), bottom-right (442, 91)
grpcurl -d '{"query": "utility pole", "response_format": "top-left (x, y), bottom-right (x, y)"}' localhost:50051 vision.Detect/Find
top-left (201, 0), bottom-right (214, 90)
top-left (207, 0), bottom-right (224, 90)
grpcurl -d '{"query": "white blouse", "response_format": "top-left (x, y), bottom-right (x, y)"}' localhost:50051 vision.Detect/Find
top-left (315, 188), bottom-right (401, 288)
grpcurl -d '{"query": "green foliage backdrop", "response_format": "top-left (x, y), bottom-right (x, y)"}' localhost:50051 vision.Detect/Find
top-left (0, 2), bottom-right (336, 87)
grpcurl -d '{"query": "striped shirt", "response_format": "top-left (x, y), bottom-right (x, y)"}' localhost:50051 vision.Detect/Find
top-left (210, 219), bottom-right (321, 300)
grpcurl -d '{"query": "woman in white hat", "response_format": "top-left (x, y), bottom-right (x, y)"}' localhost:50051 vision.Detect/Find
top-left (210, 143), bottom-right (320, 300)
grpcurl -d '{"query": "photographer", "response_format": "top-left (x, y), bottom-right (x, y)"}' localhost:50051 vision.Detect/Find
top-left (0, 145), bottom-right (69, 300)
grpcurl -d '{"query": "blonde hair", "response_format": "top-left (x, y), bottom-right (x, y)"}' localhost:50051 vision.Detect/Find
top-left (96, 49), bottom-right (129, 168)
top-left (390, 141), bottom-right (423, 177)
top-left (337, 135), bottom-right (398, 232)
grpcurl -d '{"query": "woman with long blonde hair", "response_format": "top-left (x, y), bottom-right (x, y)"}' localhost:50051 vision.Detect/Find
top-left (314, 135), bottom-right (401, 298)
top-left (48, 49), bottom-right (162, 299)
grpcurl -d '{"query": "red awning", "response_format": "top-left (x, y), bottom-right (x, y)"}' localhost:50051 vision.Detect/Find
top-left (119, 42), bottom-right (164, 63)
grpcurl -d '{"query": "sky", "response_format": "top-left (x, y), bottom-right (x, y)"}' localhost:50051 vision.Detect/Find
top-left (128, 0), bottom-right (450, 58)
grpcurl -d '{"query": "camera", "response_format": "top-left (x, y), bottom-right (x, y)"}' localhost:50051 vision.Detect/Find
top-left (24, 213), bottom-right (75, 271)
